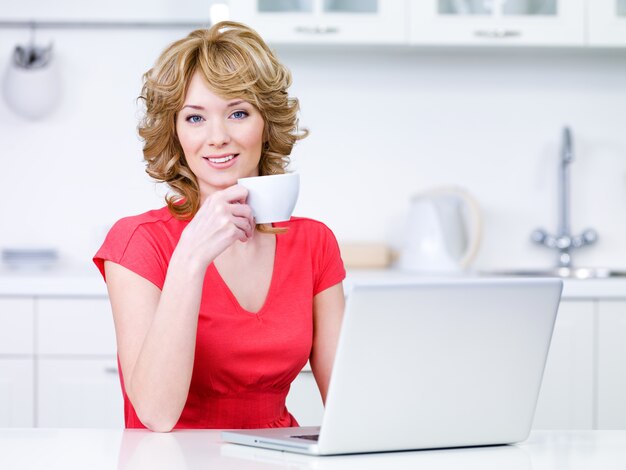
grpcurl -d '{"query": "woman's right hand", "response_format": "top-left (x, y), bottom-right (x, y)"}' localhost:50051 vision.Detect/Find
top-left (176, 185), bottom-right (254, 268)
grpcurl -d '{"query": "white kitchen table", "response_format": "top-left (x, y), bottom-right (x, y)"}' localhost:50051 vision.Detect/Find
top-left (0, 429), bottom-right (625, 469)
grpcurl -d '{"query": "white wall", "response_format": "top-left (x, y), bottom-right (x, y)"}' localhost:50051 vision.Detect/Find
top-left (1, 23), bottom-right (626, 272)
top-left (283, 46), bottom-right (626, 270)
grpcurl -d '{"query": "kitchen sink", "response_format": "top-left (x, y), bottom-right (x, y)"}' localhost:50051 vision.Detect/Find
top-left (483, 267), bottom-right (626, 279)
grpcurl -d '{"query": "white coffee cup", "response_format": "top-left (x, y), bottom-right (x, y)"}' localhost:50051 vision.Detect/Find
top-left (237, 173), bottom-right (300, 224)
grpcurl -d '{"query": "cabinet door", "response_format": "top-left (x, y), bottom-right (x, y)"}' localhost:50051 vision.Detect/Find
top-left (597, 300), bottom-right (626, 429)
top-left (4, 0), bottom-right (211, 22)
top-left (286, 370), bottom-right (324, 426)
top-left (37, 298), bottom-right (116, 356)
top-left (410, 0), bottom-right (585, 46)
top-left (0, 359), bottom-right (34, 427)
top-left (230, 0), bottom-right (407, 44)
top-left (0, 298), bottom-right (35, 354)
top-left (588, 0), bottom-right (626, 46)
top-left (37, 358), bottom-right (124, 428)
top-left (532, 300), bottom-right (594, 429)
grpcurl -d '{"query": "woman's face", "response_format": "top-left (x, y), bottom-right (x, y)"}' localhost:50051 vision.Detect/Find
top-left (176, 72), bottom-right (265, 200)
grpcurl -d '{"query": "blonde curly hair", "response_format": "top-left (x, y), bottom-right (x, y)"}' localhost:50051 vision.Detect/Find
top-left (138, 21), bottom-right (307, 228)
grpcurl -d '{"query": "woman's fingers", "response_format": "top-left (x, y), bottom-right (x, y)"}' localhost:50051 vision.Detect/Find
top-left (230, 200), bottom-right (253, 221)
top-left (226, 186), bottom-right (255, 238)
top-left (182, 184), bottom-right (256, 256)
top-left (219, 184), bottom-right (249, 204)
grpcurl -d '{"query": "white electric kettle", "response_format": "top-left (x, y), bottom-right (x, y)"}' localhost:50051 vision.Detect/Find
top-left (398, 186), bottom-right (482, 273)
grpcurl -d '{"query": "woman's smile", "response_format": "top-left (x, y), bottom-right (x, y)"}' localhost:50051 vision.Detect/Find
top-left (204, 153), bottom-right (239, 168)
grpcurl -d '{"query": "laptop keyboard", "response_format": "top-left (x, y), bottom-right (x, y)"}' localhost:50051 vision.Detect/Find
top-left (290, 434), bottom-right (319, 441)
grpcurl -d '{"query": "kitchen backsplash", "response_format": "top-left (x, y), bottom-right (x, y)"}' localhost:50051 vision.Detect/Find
top-left (1, 28), bottom-right (626, 272)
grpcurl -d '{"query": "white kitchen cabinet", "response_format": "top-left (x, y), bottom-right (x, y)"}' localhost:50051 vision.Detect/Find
top-left (37, 358), bottom-right (123, 428)
top-left (229, 0), bottom-right (408, 44)
top-left (597, 300), bottom-right (626, 429)
top-left (287, 366), bottom-right (324, 426)
top-left (0, 298), bottom-right (35, 355)
top-left (1, 0), bottom-right (211, 23)
top-left (588, 0), bottom-right (626, 46)
top-left (0, 298), bottom-right (35, 427)
top-left (410, 0), bottom-right (585, 46)
top-left (0, 359), bottom-right (34, 427)
top-left (35, 297), bottom-right (121, 427)
top-left (37, 298), bottom-right (117, 356)
top-left (532, 300), bottom-right (594, 429)
top-left (2, 273), bottom-right (626, 430)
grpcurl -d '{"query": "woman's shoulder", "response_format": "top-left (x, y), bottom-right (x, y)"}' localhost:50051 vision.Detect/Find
top-left (109, 206), bottom-right (177, 237)
top-left (279, 217), bottom-right (346, 290)
top-left (277, 217), bottom-right (340, 246)
top-left (280, 216), bottom-right (335, 235)
top-left (94, 206), bottom-right (176, 285)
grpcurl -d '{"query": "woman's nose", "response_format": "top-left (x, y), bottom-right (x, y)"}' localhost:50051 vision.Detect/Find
top-left (205, 119), bottom-right (231, 147)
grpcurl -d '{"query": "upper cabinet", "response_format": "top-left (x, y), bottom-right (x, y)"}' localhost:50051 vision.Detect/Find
top-left (228, 0), bottom-right (408, 44)
top-left (5, 0), bottom-right (623, 48)
top-left (588, 0), bottom-right (626, 46)
top-left (0, 0), bottom-right (211, 22)
top-left (409, 0), bottom-right (585, 46)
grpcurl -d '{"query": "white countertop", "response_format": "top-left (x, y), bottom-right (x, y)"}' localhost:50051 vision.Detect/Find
top-left (345, 269), bottom-right (626, 299)
top-left (1, 266), bottom-right (626, 299)
top-left (0, 267), bottom-right (108, 297)
top-left (0, 429), bottom-right (624, 470)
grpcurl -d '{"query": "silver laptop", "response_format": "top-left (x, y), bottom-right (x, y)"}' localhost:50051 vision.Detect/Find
top-left (222, 278), bottom-right (563, 455)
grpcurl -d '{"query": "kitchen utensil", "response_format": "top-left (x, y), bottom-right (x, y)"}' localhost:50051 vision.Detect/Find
top-left (2, 34), bottom-right (61, 119)
top-left (398, 186), bottom-right (482, 273)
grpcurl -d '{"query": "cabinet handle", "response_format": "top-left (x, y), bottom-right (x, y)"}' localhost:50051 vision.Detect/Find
top-left (474, 29), bottom-right (522, 38)
top-left (294, 25), bottom-right (340, 35)
top-left (104, 366), bottom-right (118, 375)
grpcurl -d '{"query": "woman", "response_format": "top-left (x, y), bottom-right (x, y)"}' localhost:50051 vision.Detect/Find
top-left (94, 21), bottom-right (345, 432)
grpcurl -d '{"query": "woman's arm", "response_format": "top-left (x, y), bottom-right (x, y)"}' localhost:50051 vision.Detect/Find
top-left (105, 186), bottom-right (253, 432)
top-left (309, 282), bottom-right (345, 404)
top-left (105, 253), bottom-right (204, 432)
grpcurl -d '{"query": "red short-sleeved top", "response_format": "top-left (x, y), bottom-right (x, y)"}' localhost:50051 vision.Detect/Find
top-left (93, 206), bottom-right (345, 429)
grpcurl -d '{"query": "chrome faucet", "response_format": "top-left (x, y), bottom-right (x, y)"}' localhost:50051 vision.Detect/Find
top-left (531, 126), bottom-right (598, 268)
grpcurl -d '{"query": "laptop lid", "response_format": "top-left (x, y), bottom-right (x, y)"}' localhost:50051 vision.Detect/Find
top-left (223, 278), bottom-right (562, 455)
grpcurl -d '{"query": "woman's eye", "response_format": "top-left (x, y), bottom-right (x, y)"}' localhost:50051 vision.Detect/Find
top-left (186, 115), bottom-right (203, 124)
top-left (231, 110), bottom-right (248, 120)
